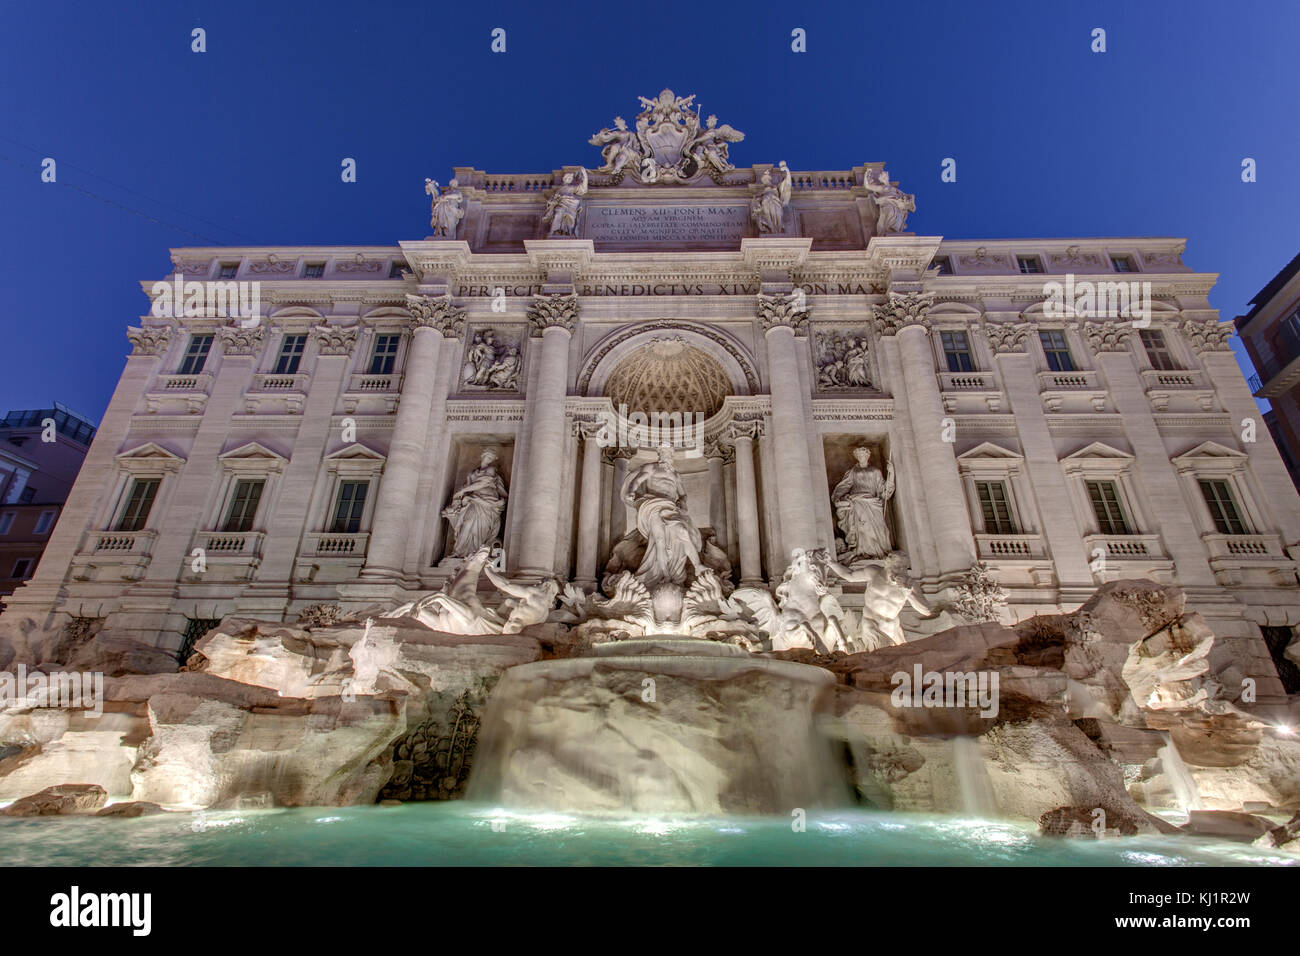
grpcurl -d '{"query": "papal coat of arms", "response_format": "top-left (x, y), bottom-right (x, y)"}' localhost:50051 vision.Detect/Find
top-left (589, 88), bottom-right (745, 184)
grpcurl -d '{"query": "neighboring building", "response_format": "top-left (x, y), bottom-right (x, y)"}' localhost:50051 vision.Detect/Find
top-left (0, 404), bottom-right (97, 599)
top-left (2, 90), bottom-right (1298, 702)
top-left (1236, 252), bottom-right (1300, 492)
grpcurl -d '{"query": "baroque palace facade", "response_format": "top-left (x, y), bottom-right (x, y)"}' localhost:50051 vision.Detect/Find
top-left (3, 91), bottom-right (1298, 702)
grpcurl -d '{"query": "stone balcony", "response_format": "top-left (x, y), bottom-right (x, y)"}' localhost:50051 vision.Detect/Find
top-left (186, 530), bottom-right (265, 582)
top-left (245, 373), bottom-right (310, 414)
top-left (343, 373), bottom-right (402, 414)
top-left (938, 371), bottom-right (1002, 412)
top-left (145, 373), bottom-right (213, 414)
top-left (294, 532), bottom-right (369, 583)
top-left (69, 529), bottom-right (158, 581)
top-left (1139, 368), bottom-right (1215, 412)
top-left (975, 533), bottom-right (1048, 561)
top-left (1201, 532), bottom-right (1296, 586)
top-left (1038, 369), bottom-right (1107, 413)
top-left (1085, 533), bottom-right (1175, 583)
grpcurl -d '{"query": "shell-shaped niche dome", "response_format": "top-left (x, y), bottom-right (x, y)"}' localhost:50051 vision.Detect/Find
top-left (603, 336), bottom-right (731, 418)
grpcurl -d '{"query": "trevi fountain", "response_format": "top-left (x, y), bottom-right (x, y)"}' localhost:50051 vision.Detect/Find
top-left (0, 90), bottom-right (1297, 866)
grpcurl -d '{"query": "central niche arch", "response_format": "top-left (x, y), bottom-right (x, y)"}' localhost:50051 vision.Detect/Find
top-left (579, 321), bottom-right (759, 405)
top-left (603, 337), bottom-right (731, 417)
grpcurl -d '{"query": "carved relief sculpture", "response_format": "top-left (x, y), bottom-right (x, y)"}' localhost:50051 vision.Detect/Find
top-left (460, 328), bottom-right (522, 391)
top-left (814, 330), bottom-right (873, 389)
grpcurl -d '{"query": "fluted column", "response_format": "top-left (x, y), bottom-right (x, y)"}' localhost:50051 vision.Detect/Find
top-left (726, 420), bottom-right (764, 586)
top-left (878, 292), bottom-right (977, 577)
top-left (758, 293), bottom-right (819, 557)
top-left (362, 295), bottom-right (464, 581)
top-left (573, 420), bottom-right (603, 588)
top-left (516, 293), bottom-right (578, 575)
top-left (608, 448), bottom-right (632, 546)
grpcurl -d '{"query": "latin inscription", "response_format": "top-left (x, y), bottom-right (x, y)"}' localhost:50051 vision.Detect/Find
top-left (582, 203), bottom-right (751, 244)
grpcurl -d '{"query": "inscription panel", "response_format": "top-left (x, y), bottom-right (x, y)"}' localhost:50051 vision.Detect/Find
top-left (582, 203), bottom-right (751, 244)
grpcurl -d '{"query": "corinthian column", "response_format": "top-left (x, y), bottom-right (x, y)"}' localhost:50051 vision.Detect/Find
top-left (877, 292), bottom-right (976, 577)
top-left (516, 293), bottom-right (578, 575)
top-left (573, 419), bottom-right (603, 589)
top-left (361, 295), bottom-right (464, 581)
top-left (725, 419), bottom-right (764, 586)
top-left (758, 292), bottom-right (819, 557)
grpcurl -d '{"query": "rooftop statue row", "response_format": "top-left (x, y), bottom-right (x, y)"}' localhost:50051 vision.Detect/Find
top-left (424, 89), bottom-right (914, 239)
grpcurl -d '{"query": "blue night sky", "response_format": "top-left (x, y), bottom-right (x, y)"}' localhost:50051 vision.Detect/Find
top-left (1, 0), bottom-right (1296, 422)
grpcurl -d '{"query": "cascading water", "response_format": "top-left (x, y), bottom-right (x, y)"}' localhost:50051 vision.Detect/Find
top-left (467, 637), bottom-right (851, 814)
top-left (1157, 733), bottom-right (1204, 813)
top-left (952, 735), bottom-right (998, 818)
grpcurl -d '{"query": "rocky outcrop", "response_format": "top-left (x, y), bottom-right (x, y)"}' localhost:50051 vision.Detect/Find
top-left (2, 783), bottom-right (107, 816)
top-left (96, 800), bottom-right (167, 817)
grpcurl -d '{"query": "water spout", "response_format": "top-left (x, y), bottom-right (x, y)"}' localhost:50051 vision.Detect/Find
top-left (952, 736), bottom-right (998, 818)
top-left (1157, 733), bottom-right (1203, 813)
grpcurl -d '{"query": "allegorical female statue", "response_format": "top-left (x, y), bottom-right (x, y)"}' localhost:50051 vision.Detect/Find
top-left (543, 167), bottom-right (588, 236)
top-left (864, 168), bottom-right (915, 236)
top-left (426, 178), bottom-right (465, 237)
top-left (621, 444), bottom-right (703, 590)
top-left (750, 161), bottom-right (791, 234)
top-left (442, 449), bottom-right (508, 558)
top-left (831, 445), bottom-right (895, 563)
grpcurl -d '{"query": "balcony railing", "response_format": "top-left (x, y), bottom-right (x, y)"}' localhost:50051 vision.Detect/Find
top-left (1140, 368), bottom-right (1207, 390)
top-left (347, 373), bottom-right (401, 393)
top-left (975, 533), bottom-right (1048, 561)
top-left (250, 373), bottom-right (309, 393)
top-left (156, 373), bottom-right (213, 393)
top-left (92, 530), bottom-right (156, 554)
top-left (1202, 532), bottom-right (1289, 561)
top-left (301, 531), bottom-right (369, 557)
top-left (1038, 369), bottom-right (1099, 391)
top-left (1084, 533), bottom-right (1165, 558)
top-left (196, 530), bottom-right (265, 557)
top-left (938, 371), bottom-right (996, 391)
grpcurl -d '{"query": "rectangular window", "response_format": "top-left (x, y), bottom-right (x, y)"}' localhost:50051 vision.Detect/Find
top-left (941, 330), bottom-right (975, 372)
top-left (1139, 329), bottom-right (1178, 370)
top-left (218, 263), bottom-right (238, 279)
top-left (18, 487), bottom-right (34, 504)
top-left (1110, 255), bottom-right (1136, 273)
top-left (116, 478), bottom-right (160, 532)
top-left (369, 334), bottom-right (401, 374)
top-left (222, 479), bottom-right (265, 533)
top-left (1198, 479), bottom-right (1248, 535)
top-left (11, 558), bottom-right (33, 579)
top-left (1017, 255), bottom-right (1043, 275)
top-left (304, 262), bottom-right (326, 278)
top-left (273, 334), bottom-right (307, 375)
top-left (178, 334), bottom-right (214, 375)
top-left (0, 513), bottom-right (14, 535)
top-left (1039, 330), bottom-right (1076, 372)
top-left (33, 510), bottom-right (55, 535)
top-left (1086, 480), bottom-right (1132, 535)
top-left (331, 480), bottom-right (369, 534)
top-left (975, 481), bottom-right (1017, 534)
top-left (931, 255), bottom-right (953, 275)
top-left (389, 261), bottom-right (407, 278)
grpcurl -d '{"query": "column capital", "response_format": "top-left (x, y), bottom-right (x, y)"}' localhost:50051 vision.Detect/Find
top-left (871, 291), bottom-right (935, 336)
top-left (757, 292), bottom-right (810, 335)
top-left (528, 292), bottom-right (579, 336)
top-left (984, 319), bottom-right (1036, 354)
top-left (406, 293), bottom-right (466, 338)
top-left (218, 322), bottom-right (266, 356)
top-left (571, 417), bottom-right (605, 441)
top-left (1081, 320), bottom-right (1133, 353)
top-left (311, 324), bottom-right (359, 356)
top-left (1179, 316), bottom-right (1234, 353)
top-left (703, 437), bottom-right (735, 463)
top-left (126, 324), bottom-right (173, 356)
top-left (723, 418), bottom-right (765, 444)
